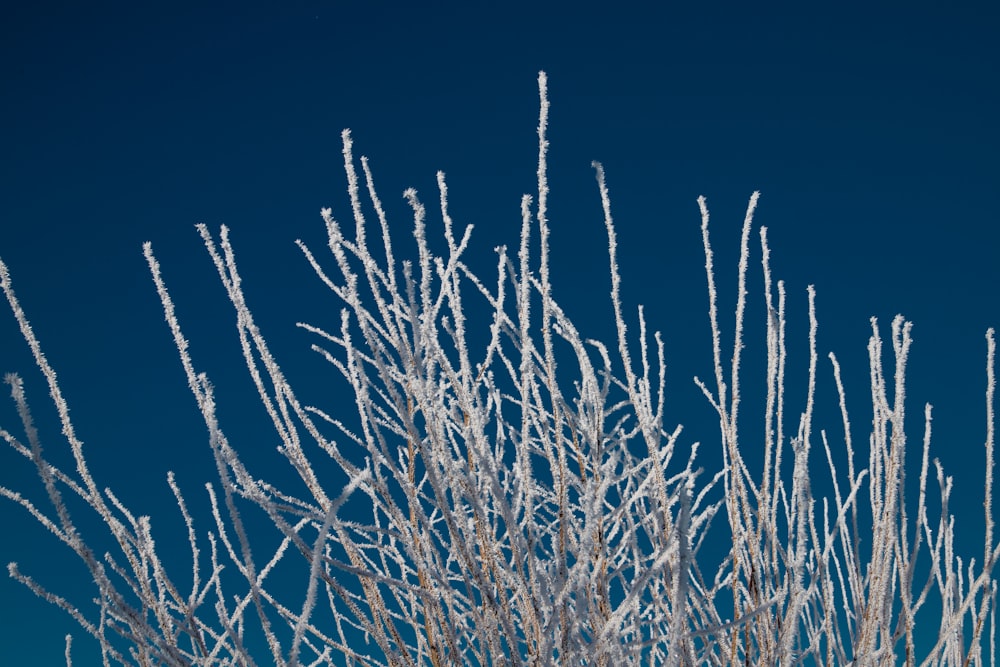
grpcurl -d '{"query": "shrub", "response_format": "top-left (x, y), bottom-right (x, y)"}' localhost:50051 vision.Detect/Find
top-left (2, 72), bottom-right (997, 666)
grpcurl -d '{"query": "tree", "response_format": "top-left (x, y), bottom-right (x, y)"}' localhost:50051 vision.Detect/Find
top-left (2, 72), bottom-right (997, 666)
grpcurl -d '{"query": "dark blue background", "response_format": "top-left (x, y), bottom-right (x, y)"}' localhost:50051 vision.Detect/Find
top-left (1, 2), bottom-right (997, 663)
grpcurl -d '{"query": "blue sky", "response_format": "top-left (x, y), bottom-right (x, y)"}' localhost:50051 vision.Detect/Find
top-left (1, 2), bottom-right (998, 663)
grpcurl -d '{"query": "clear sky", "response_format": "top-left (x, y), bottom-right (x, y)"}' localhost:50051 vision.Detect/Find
top-left (1, 2), bottom-right (998, 664)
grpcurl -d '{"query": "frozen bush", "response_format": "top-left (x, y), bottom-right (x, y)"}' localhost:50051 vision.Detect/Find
top-left (1, 73), bottom-right (997, 666)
